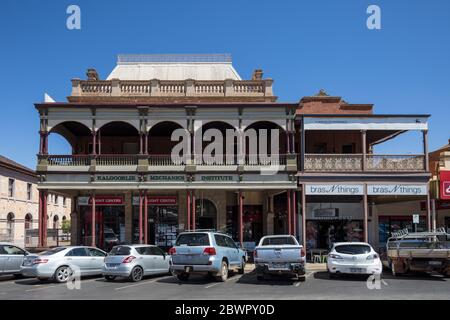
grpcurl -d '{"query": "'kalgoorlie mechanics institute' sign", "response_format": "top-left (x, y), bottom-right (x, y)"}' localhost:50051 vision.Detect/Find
top-left (148, 175), bottom-right (185, 182)
top-left (95, 175), bottom-right (138, 182)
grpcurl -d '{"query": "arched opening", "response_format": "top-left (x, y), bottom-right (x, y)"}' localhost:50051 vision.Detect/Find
top-left (198, 121), bottom-right (237, 164)
top-left (53, 215), bottom-right (60, 230)
top-left (148, 121), bottom-right (184, 155)
top-left (6, 212), bottom-right (15, 241)
top-left (195, 199), bottom-right (217, 230)
top-left (244, 121), bottom-right (286, 156)
top-left (49, 121), bottom-right (92, 155)
top-left (98, 121), bottom-right (140, 154)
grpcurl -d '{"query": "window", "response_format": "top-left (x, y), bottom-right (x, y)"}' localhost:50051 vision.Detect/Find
top-left (55, 195), bottom-right (59, 205)
top-left (150, 247), bottom-right (165, 256)
top-left (63, 197), bottom-right (66, 206)
top-left (176, 233), bottom-right (210, 246)
top-left (224, 236), bottom-right (238, 249)
top-left (214, 234), bottom-right (228, 247)
top-left (3, 245), bottom-right (25, 255)
top-left (109, 246), bottom-right (131, 256)
top-left (39, 247), bottom-right (66, 256)
top-left (8, 179), bottom-right (15, 197)
top-left (88, 248), bottom-right (106, 257)
top-left (334, 244), bottom-right (371, 255)
top-left (66, 248), bottom-right (89, 257)
top-left (261, 236), bottom-right (297, 246)
top-left (27, 183), bottom-right (32, 200)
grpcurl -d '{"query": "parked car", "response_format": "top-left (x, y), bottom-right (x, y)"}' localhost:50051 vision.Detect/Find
top-left (103, 244), bottom-right (170, 282)
top-left (169, 231), bottom-right (246, 282)
top-left (21, 246), bottom-right (107, 283)
top-left (327, 242), bottom-right (382, 278)
top-left (386, 228), bottom-right (450, 276)
top-left (0, 243), bottom-right (36, 277)
top-left (254, 235), bottom-right (306, 281)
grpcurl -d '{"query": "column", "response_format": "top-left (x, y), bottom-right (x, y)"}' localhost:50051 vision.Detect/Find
top-left (300, 118), bottom-right (305, 172)
top-left (363, 184), bottom-right (369, 243)
top-left (361, 130), bottom-right (367, 171)
top-left (187, 191), bottom-right (191, 231)
top-left (42, 191), bottom-right (48, 247)
top-left (301, 185), bottom-right (306, 248)
top-left (139, 191), bottom-right (143, 244)
top-left (192, 192), bottom-right (196, 230)
top-left (239, 191), bottom-right (243, 246)
top-left (139, 133), bottom-right (143, 154)
top-left (39, 132), bottom-right (48, 155)
top-left (91, 131), bottom-right (97, 155)
top-left (287, 190), bottom-right (292, 235)
top-left (91, 193), bottom-right (96, 247)
top-left (97, 130), bottom-right (102, 155)
top-left (144, 190), bottom-right (148, 244)
top-left (145, 133), bottom-right (149, 155)
top-left (286, 131), bottom-right (291, 154)
top-left (426, 185), bottom-right (432, 231)
top-left (292, 190), bottom-right (297, 237)
top-left (423, 130), bottom-right (429, 171)
top-left (38, 191), bottom-right (43, 246)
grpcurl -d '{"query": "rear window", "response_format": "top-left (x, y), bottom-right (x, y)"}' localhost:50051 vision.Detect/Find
top-left (334, 244), bottom-right (371, 255)
top-left (109, 246), bottom-right (131, 256)
top-left (261, 237), bottom-right (296, 246)
top-left (176, 233), bottom-right (210, 246)
top-left (39, 247), bottom-right (66, 256)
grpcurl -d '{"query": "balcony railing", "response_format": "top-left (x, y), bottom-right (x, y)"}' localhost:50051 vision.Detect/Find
top-left (366, 154), bottom-right (425, 172)
top-left (44, 155), bottom-right (90, 166)
top-left (149, 155), bottom-right (185, 166)
top-left (95, 155), bottom-right (138, 166)
top-left (304, 154), bottom-right (363, 172)
top-left (304, 154), bottom-right (426, 172)
top-left (245, 154), bottom-right (287, 166)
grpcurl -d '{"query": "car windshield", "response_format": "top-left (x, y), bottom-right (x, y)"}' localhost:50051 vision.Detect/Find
top-left (261, 237), bottom-right (296, 246)
top-left (39, 247), bottom-right (67, 256)
top-left (334, 244), bottom-right (371, 255)
top-left (176, 233), bottom-right (210, 246)
top-left (109, 246), bottom-right (131, 256)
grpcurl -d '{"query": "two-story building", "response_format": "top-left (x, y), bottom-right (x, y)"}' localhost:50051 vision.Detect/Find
top-left (34, 54), bottom-right (431, 253)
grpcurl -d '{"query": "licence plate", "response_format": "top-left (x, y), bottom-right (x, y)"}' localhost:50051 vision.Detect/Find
top-left (185, 266), bottom-right (192, 272)
top-left (107, 263), bottom-right (119, 268)
top-left (270, 263), bottom-right (288, 269)
top-left (349, 268), bottom-right (365, 273)
top-left (429, 261), bottom-right (442, 266)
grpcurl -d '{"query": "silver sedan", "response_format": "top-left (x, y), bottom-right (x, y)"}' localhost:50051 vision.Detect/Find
top-left (21, 246), bottom-right (107, 283)
top-left (0, 242), bottom-right (36, 277)
top-left (103, 245), bottom-right (170, 282)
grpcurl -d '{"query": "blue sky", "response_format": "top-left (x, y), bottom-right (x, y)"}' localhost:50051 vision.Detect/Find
top-left (0, 0), bottom-right (449, 169)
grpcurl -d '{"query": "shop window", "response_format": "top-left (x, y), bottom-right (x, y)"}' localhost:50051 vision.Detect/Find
top-left (378, 216), bottom-right (427, 251)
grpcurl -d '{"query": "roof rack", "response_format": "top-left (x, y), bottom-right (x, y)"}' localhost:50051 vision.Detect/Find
top-left (389, 227), bottom-right (449, 240)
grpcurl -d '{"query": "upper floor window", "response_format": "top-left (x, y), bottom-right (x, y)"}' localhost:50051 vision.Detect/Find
top-left (63, 197), bottom-right (66, 206)
top-left (27, 183), bottom-right (32, 200)
top-left (8, 179), bottom-right (15, 198)
top-left (55, 195), bottom-right (59, 205)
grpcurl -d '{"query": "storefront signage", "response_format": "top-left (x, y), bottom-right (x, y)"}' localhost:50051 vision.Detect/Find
top-left (95, 175), bottom-right (137, 182)
top-left (367, 184), bottom-right (427, 195)
top-left (440, 171), bottom-right (450, 200)
top-left (132, 196), bottom-right (178, 206)
top-left (78, 196), bottom-right (124, 206)
top-left (313, 208), bottom-right (339, 218)
top-left (148, 175), bottom-right (185, 182)
top-left (305, 184), bottom-right (364, 195)
top-left (196, 175), bottom-right (238, 182)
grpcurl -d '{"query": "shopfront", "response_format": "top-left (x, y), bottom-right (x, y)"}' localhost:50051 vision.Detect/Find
top-left (78, 196), bottom-right (126, 250)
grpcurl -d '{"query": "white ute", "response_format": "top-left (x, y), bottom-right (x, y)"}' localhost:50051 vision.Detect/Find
top-left (254, 235), bottom-right (306, 281)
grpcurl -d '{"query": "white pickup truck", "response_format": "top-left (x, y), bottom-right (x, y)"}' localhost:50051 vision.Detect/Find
top-left (254, 235), bottom-right (306, 281)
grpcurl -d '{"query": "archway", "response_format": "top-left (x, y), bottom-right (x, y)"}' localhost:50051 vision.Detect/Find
top-left (6, 212), bottom-right (15, 240)
top-left (244, 121), bottom-right (287, 156)
top-left (197, 121), bottom-right (238, 164)
top-left (49, 121), bottom-right (92, 155)
top-left (24, 213), bottom-right (32, 245)
top-left (98, 121), bottom-right (140, 154)
top-left (148, 121), bottom-right (184, 155)
top-left (195, 199), bottom-right (217, 230)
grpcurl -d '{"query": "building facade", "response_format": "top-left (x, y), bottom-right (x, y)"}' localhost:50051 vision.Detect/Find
top-left (34, 54), bottom-right (431, 253)
top-left (0, 155), bottom-right (71, 247)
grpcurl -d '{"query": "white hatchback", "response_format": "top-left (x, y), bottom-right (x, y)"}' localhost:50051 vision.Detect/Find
top-left (326, 242), bottom-right (382, 278)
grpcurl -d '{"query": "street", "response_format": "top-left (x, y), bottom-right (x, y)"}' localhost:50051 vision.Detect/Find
top-left (0, 265), bottom-right (449, 300)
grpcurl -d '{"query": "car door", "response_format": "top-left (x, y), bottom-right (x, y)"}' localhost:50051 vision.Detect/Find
top-left (2, 245), bottom-right (26, 274)
top-left (0, 245), bottom-right (7, 274)
top-left (65, 248), bottom-right (91, 275)
top-left (150, 247), bottom-right (169, 274)
top-left (214, 235), bottom-right (231, 263)
top-left (139, 247), bottom-right (156, 274)
top-left (224, 236), bottom-right (240, 266)
top-left (87, 248), bottom-right (107, 273)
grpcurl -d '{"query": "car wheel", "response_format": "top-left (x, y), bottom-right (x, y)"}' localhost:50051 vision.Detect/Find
top-left (177, 273), bottom-right (190, 281)
top-left (238, 258), bottom-right (245, 275)
top-left (104, 275), bottom-right (116, 281)
top-left (129, 266), bottom-right (143, 282)
top-left (54, 266), bottom-right (73, 283)
top-left (216, 261), bottom-right (228, 282)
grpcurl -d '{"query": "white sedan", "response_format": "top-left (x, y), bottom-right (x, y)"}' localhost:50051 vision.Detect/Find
top-left (326, 242), bottom-right (382, 278)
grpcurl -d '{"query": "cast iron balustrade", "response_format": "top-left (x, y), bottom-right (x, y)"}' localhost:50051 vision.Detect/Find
top-left (148, 155), bottom-right (185, 166)
top-left (95, 155), bottom-right (138, 166)
top-left (44, 155), bottom-right (90, 166)
top-left (304, 154), bottom-right (363, 172)
top-left (365, 154), bottom-right (425, 172)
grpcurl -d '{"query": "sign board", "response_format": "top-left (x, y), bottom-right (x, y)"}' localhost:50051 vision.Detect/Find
top-left (413, 214), bottom-right (420, 224)
top-left (95, 175), bottom-right (137, 182)
top-left (367, 184), bottom-right (427, 196)
top-left (195, 174), bottom-right (238, 183)
top-left (148, 175), bottom-right (185, 182)
top-left (78, 196), bottom-right (124, 206)
top-left (313, 208), bottom-right (339, 219)
top-left (133, 196), bottom-right (177, 206)
top-left (305, 184), bottom-right (364, 195)
top-left (440, 171), bottom-right (450, 200)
